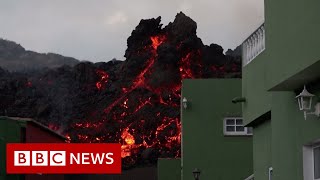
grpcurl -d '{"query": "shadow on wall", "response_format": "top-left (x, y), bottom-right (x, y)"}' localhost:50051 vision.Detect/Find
top-left (65, 166), bottom-right (157, 180)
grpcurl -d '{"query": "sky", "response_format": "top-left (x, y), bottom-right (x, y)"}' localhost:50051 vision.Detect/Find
top-left (0, 0), bottom-right (264, 62)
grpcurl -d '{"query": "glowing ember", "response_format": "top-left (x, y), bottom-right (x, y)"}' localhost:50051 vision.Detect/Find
top-left (70, 35), bottom-right (189, 160)
top-left (27, 14), bottom-right (241, 168)
top-left (65, 134), bottom-right (71, 143)
top-left (0, 13), bottom-right (243, 171)
top-left (151, 35), bottom-right (166, 50)
top-left (179, 52), bottom-right (194, 79)
top-left (121, 128), bottom-right (135, 145)
top-left (96, 69), bottom-right (109, 90)
top-left (26, 81), bottom-right (32, 87)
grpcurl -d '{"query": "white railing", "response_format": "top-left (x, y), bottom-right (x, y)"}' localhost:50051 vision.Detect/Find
top-left (242, 24), bottom-right (265, 66)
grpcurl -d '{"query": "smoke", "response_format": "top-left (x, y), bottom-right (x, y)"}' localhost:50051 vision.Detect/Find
top-left (0, 0), bottom-right (263, 62)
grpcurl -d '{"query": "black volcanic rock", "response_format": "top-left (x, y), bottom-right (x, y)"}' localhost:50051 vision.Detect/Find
top-left (0, 12), bottom-right (242, 169)
top-left (0, 38), bottom-right (80, 72)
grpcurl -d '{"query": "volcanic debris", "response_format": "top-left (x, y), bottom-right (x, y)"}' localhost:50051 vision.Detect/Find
top-left (0, 12), bottom-right (241, 169)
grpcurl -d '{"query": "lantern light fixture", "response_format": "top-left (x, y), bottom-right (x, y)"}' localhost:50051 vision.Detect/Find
top-left (296, 85), bottom-right (314, 111)
top-left (296, 85), bottom-right (320, 120)
top-left (182, 97), bottom-right (188, 109)
top-left (192, 168), bottom-right (201, 180)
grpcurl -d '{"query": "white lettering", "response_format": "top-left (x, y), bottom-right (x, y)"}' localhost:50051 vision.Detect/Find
top-left (82, 153), bottom-right (90, 164)
top-left (32, 151), bottom-right (48, 166)
top-left (91, 153), bottom-right (104, 164)
top-left (50, 151), bottom-right (66, 166)
top-left (105, 153), bottom-right (114, 164)
top-left (70, 153), bottom-right (80, 164)
top-left (14, 151), bottom-right (30, 166)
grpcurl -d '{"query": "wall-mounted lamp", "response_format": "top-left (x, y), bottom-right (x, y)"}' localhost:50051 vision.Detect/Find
top-left (296, 85), bottom-right (320, 120)
top-left (182, 97), bottom-right (188, 109)
top-left (192, 168), bottom-right (201, 180)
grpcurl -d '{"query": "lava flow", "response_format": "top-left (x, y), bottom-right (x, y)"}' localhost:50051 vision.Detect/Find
top-left (62, 14), bottom-right (241, 168)
top-left (1, 13), bottom-right (241, 169)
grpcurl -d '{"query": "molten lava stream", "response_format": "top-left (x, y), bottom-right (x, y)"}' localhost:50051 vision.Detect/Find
top-left (104, 35), bottom-right (166, 114)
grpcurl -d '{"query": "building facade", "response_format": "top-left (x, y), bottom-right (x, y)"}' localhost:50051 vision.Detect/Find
top-left (158, 159), bottom-right (181, 180)
top-left (0, 116), bottom-right (66, 180)
top-left (241, 0), bottom-right (320, 179)
top-left (158, 79), bottom-right (253, 180)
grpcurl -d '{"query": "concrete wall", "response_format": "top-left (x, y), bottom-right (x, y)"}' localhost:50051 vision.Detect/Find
top-left (242, 52), bottom-right (271, 125)
top-left (158, 159), bottom-right (181, 180)
top-left (242, 0), bottom-right (320, 124)
top-left (182, 79), bottom-right (253, 180)
top-left (242, 0), bottom-right (320, 179)
top-left (271, 91), bottom-right (320, 180)
top-left (265, 0), bottom-right (320, 90)
top-left (252, 119), bottom-right (271, 180)
top-left (66, 166), bottom-right (157, 180)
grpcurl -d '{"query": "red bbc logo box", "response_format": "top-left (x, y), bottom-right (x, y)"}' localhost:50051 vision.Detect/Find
top-left (6, 143), bottom-right (122, 174)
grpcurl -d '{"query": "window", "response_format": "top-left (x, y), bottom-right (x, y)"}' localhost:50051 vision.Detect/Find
top-left (303, 142), bottom-right (320, 180)
top-left (268, 167), bottom-right (273, 180)
top-left (223, 117), bottom-right (253, 136)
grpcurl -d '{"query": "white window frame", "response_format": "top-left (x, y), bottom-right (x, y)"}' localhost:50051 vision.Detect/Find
top-left (223, 117), bottom-right (253, 136)
top-left (313, 145), bottom-right (320, 180)
top-left (268, 167), bottom-right (273, 180)
top-left (303, 142), bottom-right (320, 180)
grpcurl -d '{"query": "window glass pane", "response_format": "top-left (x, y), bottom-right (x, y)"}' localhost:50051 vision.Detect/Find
top-left (236, 126), bottom-right (245, 132)
top-left (226, 119), bottom-right (235, 125)
top-left (226, 126), bottom-right (235, 132)
top-left (236, 119), bottom-right (243, 125)
top-left (314, 146), bottom-right (320, 179)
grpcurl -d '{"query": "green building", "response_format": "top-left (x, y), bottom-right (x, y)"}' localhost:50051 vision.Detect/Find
top-left (0, 116), bottom-right (66, 180)
top-left (240, 0), bottom-right (320, 179)
top-left (158, 158), bottom-right (181, 180)
top-left (158, 79), bottom-right (253, 180)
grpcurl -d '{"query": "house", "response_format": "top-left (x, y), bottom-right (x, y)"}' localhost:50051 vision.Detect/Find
top-left (158, 79), bottom-right (253, 180)
top-left (240, 0), bottom-right (320, 179)
top-left (0, 116), bottom-right (66, 180)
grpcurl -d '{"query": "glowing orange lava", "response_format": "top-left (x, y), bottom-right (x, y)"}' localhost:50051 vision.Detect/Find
top-left (121, 127), bottom-right (135, 145)
top-left (65, 34), bottom-right (192, 161)
top-left (96, 70), bottom-right (109, 90)
top-left (151, 35), bottom-right (166, 50)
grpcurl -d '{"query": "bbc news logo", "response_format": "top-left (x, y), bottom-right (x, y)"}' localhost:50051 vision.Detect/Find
top-left (7, 143), bottom-right (121, 174)
top-left (14, 151), bottom-right (67, 166)
top-left (13, 151), bottom-right (114, 166)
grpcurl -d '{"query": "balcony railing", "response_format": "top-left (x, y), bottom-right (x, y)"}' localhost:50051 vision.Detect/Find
top-left (242, 23), bottom-right (265, 66)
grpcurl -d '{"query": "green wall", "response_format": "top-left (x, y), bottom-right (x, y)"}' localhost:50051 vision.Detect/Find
top-left (271, 91), bottom-right (320, 180)
top-left (158, 159), bottom-right (181, 180)
top-left (182, 79), bottom-right (253, 180)
top-left (0, 117), bottom-right (23, 180)
top-left (242, 52), bottom-right (271, 125)
top-left (242, 0), bottom-right (320, 124)
top-left (265, 0), bottom-right (320, 90)
top-left (252, 119), bottom-right (271, 180)
top-left (242, 1), bottom-right (320, 179)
